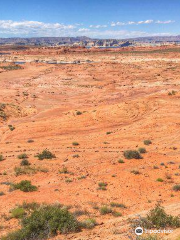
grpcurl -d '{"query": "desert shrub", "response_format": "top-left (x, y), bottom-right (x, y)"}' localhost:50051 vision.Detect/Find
top-left (14, 166), bottom-right (48, 176)
top-left (123, 150), bottom-right (142, 159)
top-left (138, 148), bottom-right (146, 153)
top-left (100, 206), bottom-right (112, 215)
top-left (112, 211), bottom-right (122, 217)
top-left (73, 154), bottom-right (79, 158)
top-left (173, 184), bottom-right (180, 191)
top-left (8, 125), bottom-right (15, 131)
top-left (118, 159), bottom-right (124, 163)
top-left (153, 165), bottom-right (159, 169)
top-left (65, 178), bottom-right (73, 183)
top-left (73, 210), bottom-right (89, 217)
top-left (36, 149), bottom-right (56, 160)
top-left (144, 140), bottom-right (152, 145)
top-left (156, 178), bottom-right (163, 182)
top-left (168, 90), bottom-right (176, 96)
top-left (98, 182), bottom-right (107, 190)
top-left (18, 153), bottom-right (28, 159)
top-left (72, 142), bottom-right (79, 146)
top-left (0, 65), bottom-right (22, 71)
top-left (77, 175), bottom-right (86, 180)
top-left (59, 167), bottom-right (69, 174)
top-left (76, 111), bottom-right (82, 115)
top-left (81, 218), bottom-right (97, 229)
top-left (106, 131), bottom-right (112, 135)
top-left (0, 154), bottom-right (5, 161)
top-left (2, 205), bottom-right (80, 240)
top-left (12, 180), bottom-right (38, 192)
top-left (0, 191), bottom-right (5, 196)
top-left (110, 202), bottom-right (126, 208)
top-left (11, 207), bottom-right (25, 219)
top-left (131, 170), bottom-right (140, 175)
top-left (27, 139), bottom-right (34, 143)
top-left (20, 159), bottom-right (30, 166)
top-left (138, 204), bottom-right (180, 229)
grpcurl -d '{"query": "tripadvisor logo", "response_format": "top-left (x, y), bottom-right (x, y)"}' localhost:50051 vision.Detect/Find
top-left (135, 227), bottom-right (143, 235)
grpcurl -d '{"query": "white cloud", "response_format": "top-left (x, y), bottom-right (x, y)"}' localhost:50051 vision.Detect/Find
top-left (111, 19), bottom-right (174, 26)
top-left (0, 20), bottom-right (76, 36)
top-left (155, 20), bottom-right (175, 24)
top-left (89, 24), bottom-right (107, 28)
top-left (0, 19), bottom-right (176, 39)
top-left (78, 28), bottom-right (90, 32)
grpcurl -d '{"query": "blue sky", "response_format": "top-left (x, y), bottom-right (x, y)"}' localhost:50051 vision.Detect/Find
top-left (0, 0), bottom-right (179, 38)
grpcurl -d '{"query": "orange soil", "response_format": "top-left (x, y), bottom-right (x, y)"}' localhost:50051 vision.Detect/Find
top-left (0, 47), bottom-right (180, 239)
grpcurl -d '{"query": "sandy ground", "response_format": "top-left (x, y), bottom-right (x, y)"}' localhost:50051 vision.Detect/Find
top-left (1, 47), bottom-right (180, 239)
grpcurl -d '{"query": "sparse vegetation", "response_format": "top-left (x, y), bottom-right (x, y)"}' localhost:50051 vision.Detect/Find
top-left (0, 65), bottom-right (22, 71)
top-left (81, 218), bottom-right (97, 229)
top-left (0, 154), bottom-right (5, 161)
top-left (11, 207), bottom-right (25, 219)
top-left (11, 180), bottom-right (38, 192)
top-left (106, 131), bottom-right (112, 135)
top-left (76, 111), bottom-right (82, 115)
top-left (131, 170), bottom-right (140, 175)
top-left (173, 184), bottom-right (180, 191)
top-left (138, 147), bottom-right (146, 153)
top-left (124, 150), bottom-right (142, 159)
top-left (168, 90), bottom-right (176, 96)
top-left (100, 206), bottom-right (112, 215)
top-left (118, 159), bottom-right (124, 163)
top-left (98, 182), bottom-right (107, 190)
top-left (59, 167), bottom-right (69, 174)
top-left (17, 153), bottom-right (28, 159)
top-left (156, 178), bottom-right (163, 182)
top-left (72, 142), bottom-right (79, 146)
top-left (134, 204), bottom-right (180, 229)
top-left (110, 202), bottom-right (126, 208)
top-left (144, 140), bottom-right (152, 145)
top-left (2, 204), bottom-right (81, 240)
top-left (36, 149), bottom-right (56, 160)
top-left (8, 124), bottom-right (15, 131)
top-left (20, 159), bottom-right (30, 166)
top-left (14, 166), bottom-right (48, 176)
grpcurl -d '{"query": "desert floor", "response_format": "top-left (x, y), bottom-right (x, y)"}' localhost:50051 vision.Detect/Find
top-left (1, 47), bottom-right (180, 239)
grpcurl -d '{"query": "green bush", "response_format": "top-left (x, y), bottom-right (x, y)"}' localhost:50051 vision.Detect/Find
top-left (98, 182), bottom-right (107, 190)
top-left (81, 218), bottom-right (96, 229)
top-left (76, 111), bottom-right (82, 115)
top-left (18, 153), bottom-right (28, 159)
top-left (156, 178), bottom-right (163, 182)
top-left (0, 154), bottom-right (5, 161)
top-left (11, 207), bottom-right (25, 219)
top-left (20, 159), bottom-right (30, 166)
top-left (36, 149), bottom-right (56, 160)
top-left (2, 205), bottom-right (80, 240)
top-left (14, 166), bottom-right (48, 176)
top-left (8, 125), bottom-right (15, 131)
top-left (173, 184), bottom-right (180, 191)
top-left (118, 159), bottom-right (124, 163)
top-left (138, 148), bottom-right (146, 153)
top-left (131, 170), bottom-right (140, 175)
top-left (12, 180), bottom-right (38, 192)
top-left (123, 150), bottom-right (142, 159)
top-left (100, 206), bottom-right (112, 215)
top-left (144, 140), bottom-right (152, 145)
top-left (110, 202), bottom-right (126, 208)
top-left (140, 204), bottom-right (180, 229)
